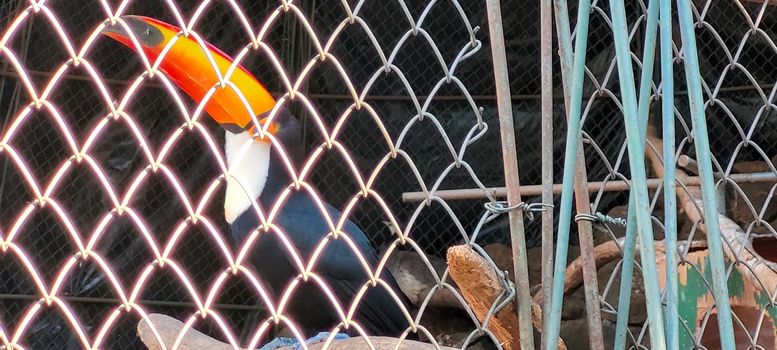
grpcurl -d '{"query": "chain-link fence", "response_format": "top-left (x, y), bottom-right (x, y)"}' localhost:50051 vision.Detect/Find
top-left (2, 0), bottom-right (777, 349)
top-left (0, 0), bottom-right (522, 349)
top-left (556, 0), bottom-right (777, 349)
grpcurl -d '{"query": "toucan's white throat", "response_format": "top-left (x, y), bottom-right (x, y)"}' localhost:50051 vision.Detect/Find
top-left (224, 130), bottom-right (271, 224)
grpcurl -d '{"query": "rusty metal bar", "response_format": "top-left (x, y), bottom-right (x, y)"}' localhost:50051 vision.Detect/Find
top-left (544, 0), bottom-right (592, 346)
top-left (402, 171), bottom-right (777, 202)
top-left (551, 0), bottom-right (603, 346)
top-left (570, 111), bottom-right (605, 348)
top-left (484, 0), bottom-right (535, 348)
top-left (539, 0), bottom-right (555, 346)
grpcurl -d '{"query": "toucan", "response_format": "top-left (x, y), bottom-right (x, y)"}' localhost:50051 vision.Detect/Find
top-left (101, 16), bottom-right (415, 338)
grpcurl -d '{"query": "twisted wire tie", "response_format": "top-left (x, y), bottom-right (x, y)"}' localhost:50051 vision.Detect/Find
top-left (484, 201), bottom-right (554, 221)
top-left (575, 212), bottom-right (627, 227)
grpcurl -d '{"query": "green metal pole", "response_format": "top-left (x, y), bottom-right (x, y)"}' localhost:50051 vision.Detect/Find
top-left (609, 0), bottom-right (667, 348)
top-left (612, 0), bottom-right (659, 348)
top-left (659, 0), bottom-right (679, 347)
top-left (675, 0), bottom-right (736, 347)
top-left (544, 0), bottom-right (592, 348)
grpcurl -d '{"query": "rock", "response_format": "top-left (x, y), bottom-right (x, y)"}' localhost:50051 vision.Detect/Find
top-left (592, 224), bottom-right (613, 247)
top-left (419, 308), bottom-right (482, 348)
top-left (597, 258), bottom-right (647, 325)
top-left (728, 161), bottom-right (777, 234)
top-left (568, 245), bottom-right (581, 262)
top-left (559, 318), bottom-right (589, 349)
top-left (527, 246), bottom-right (543, 287)
top-left (386, 250), bottom-right (461, 309)
top-left (559, 318), bottom-right (646, 350)
top-left (561, 285), bottom-right (586, 320)
top-left (483, 243), bottom-right (515, 282)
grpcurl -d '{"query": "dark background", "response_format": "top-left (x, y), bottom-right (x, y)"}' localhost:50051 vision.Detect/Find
top-left (1, 0), bottom-right (776, 348)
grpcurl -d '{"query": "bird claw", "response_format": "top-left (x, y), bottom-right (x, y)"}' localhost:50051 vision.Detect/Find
top-left (258, 332), bottom-right (349, 350)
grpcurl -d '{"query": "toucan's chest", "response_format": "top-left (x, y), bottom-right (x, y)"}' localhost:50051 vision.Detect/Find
top-left (223, 130), bottom-right (272, 224)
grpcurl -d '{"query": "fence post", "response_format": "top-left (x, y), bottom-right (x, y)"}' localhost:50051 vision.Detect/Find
top-left (659, 0), bottom-right (679, 347)
top-left (549, 0), bottom-right (604, 347)
top-left (608, 0), bottom-right (668, 348)
top-left (539, 0), bottom-right (555, 347)
top-left (484, 1), bottom-right (535, 348)
top-left (612, 0), bottom-right (660, 348)
top-left (675, 0), bottom-right (736, 347)
top-left (544, 0), bottom-right (593, 348)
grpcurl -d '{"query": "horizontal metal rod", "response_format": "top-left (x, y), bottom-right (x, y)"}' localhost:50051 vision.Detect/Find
top-left (402, 171), bottom-right (777, 202)
top-left (0, 293), bottom-right (264, 311)
top-left (0, 68), bottom-right (772, 102)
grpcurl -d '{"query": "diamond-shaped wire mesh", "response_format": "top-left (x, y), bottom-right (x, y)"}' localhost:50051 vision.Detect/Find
top-left (558, 0), bottom-right (777, 349)
top-left (4, 0), bottom-right (777, 349)
top-left (0, 0), bottom-right (533, 349)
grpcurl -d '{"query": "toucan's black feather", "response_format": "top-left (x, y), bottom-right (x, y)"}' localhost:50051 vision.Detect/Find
top-left (229, 107), bottom-right (415, 337)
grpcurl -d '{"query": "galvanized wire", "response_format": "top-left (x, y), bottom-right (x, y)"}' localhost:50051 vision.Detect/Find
top-left (0, 1), bottom-right (520, 349)
top-left (3, 0), bottom-right (777, 349)
top-left (558, 0), bottom-right (777, 348)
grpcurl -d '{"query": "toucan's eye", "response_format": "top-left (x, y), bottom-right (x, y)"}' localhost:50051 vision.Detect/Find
top-left (144, 27), bottom-right (150, 36)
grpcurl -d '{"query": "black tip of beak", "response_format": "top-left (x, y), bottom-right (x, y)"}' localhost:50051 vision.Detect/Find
top-left (101, 20), bottom-right (128, 37)
top-left (101, 16), bottom-right (163, 47)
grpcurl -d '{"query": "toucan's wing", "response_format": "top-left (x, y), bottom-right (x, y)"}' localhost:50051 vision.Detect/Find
top-left (270, 193), bottom-right (414, 335)
top-left (332, 274), bottom-right (412, 336)
top-left (271, 191), bottom-right (385, 281)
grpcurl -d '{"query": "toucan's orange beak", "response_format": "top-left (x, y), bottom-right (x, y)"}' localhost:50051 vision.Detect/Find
top-left (102, 16), bottom-right (278, 137)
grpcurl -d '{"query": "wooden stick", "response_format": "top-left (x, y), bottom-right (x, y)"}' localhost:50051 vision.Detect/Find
top-left (447, 245), bottom-right (516, 349)
top-left (136, 313), bottom-right (456, 350)
top-left (531, 239), bottom-right (707, 303)
top-left (446, 245), bottom-right (566, 350)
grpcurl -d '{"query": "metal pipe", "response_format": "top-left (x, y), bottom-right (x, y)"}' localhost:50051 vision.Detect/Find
top-left (2, 68), bottom-right (773, 102)
top-left (484, 1), bottom-right (535, 348)
top-left (539, 0), bottom-right (555, 346)
top-left (549, 0), bottom-right (574, 341)
top-left (609, 0), bottom-right (667, 347)
top-left (0, 293), bottom-right (264, 311)
top-left (551, 0), bottom-right (603, 345)
top-left (660, 0), bottom-right (679, 346)
top-left (401, 171), bottom-right (777, 202)
top-left (549, 0), bottom-right (575, 342)
top-left (675, 0), bottom-right (736, 347)
top-left (613, 0), bottom-right (660, 347)
top-left (544, 0), bottom-right (592, 348)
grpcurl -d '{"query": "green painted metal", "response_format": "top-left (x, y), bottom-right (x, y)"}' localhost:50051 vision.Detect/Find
top-left (544, 0), bottom-right (592, 348)
top-left (612, 0), bottom-right (659, 347)
top-left (542, 1), bottom-right (739, 348)
top-left (659, 0), bottom-right (679, 347)
top-left (677, 256), bottom-right (744, 348)
top-left (609, 0), bottom-right (667, 347)
top-left (674, 0), bottom-right (737, 347)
